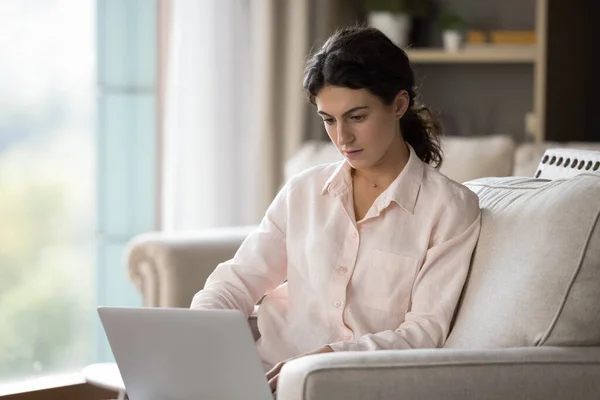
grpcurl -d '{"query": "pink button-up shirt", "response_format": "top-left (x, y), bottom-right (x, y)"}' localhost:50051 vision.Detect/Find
top-left (191, 145), bottom-right (481, 370)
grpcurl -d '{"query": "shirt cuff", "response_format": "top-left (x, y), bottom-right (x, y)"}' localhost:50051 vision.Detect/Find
top-left (327, 340), bottom-right (360, 352)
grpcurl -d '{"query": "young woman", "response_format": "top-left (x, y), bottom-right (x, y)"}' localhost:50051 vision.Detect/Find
top-left (191, 25), bottom-right (481, 393)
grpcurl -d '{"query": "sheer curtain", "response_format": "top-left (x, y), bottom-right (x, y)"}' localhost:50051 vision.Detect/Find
top-left (162, 0), bottom-right (363, 231)
top-left (162, 0), bottom-right (255, 230)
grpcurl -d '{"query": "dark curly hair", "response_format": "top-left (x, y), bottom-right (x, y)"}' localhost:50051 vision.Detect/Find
top-left (303, 25), bottom-right (443, 167)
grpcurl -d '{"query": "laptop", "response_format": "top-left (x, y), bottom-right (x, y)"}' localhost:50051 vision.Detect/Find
top-left (98, 306), bottom-right (273, 400)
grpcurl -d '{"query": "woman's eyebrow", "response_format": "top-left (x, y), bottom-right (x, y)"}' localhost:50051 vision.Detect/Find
top-left (317, 106), bottom-right (369, 117)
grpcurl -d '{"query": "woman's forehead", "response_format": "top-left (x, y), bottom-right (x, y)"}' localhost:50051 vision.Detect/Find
top-left (315, 86), bottom-right (376, 112)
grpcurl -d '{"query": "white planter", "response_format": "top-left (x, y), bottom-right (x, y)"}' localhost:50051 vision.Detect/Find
top-left (442, 30), bottom-right (463, 52)
top-left (368, 12), bottom-right (412, 48)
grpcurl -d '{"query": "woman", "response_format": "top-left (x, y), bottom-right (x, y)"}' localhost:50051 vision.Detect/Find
top-left (191, 25), bottom-right (481, 393)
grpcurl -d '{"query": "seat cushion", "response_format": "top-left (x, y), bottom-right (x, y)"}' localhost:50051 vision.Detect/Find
top-left (439, 135), bottom-right (515, 183)
top-left (445, 173), bottom-right (600, 348)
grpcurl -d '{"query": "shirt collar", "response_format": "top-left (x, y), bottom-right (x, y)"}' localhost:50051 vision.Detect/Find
top-left (321, 144), bottom-right (424, 215)
top-left (321, 160), bottom-right (352, 197)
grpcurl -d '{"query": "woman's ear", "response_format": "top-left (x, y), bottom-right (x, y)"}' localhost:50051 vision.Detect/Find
top-left (394, 90), bottom-right (410, 118)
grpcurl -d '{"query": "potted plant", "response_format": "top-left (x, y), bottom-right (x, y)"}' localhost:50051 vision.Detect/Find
top-left (365, 0), bottom-right (413, 48)
top-left (439, 9), bottom-right (467, 52)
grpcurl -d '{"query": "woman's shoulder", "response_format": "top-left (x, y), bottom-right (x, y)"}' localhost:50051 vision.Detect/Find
top-left (421, 163), bottom-right (480, 209)
top-left (285, 160), bottom-right (344, 191)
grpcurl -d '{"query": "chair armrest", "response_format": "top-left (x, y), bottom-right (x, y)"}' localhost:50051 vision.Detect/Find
top-left (277, 347), bottom-right (600, 400)
top-left (126, 226), bottom-right (256, 308)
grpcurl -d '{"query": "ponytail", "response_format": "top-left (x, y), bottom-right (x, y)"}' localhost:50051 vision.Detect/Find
top-left (400, 99), bottom-right (443, 168)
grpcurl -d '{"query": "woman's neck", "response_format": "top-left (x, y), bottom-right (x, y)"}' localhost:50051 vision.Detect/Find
top-left (353, 141), bottom-right (410, 188)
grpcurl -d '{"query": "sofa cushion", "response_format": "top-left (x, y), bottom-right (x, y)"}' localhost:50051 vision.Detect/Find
top-left (445, 173), bottom-right (600, 348)
top-left (439, 135), bottom-right (515, 183)
top-left (284, 135), bottom-right (515, 183)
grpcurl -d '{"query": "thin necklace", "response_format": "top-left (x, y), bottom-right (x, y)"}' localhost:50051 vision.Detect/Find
top-left (352, 170), bottom-right (379, 188)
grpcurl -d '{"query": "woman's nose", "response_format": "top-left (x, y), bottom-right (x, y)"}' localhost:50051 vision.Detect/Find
top-left (336, 124), bottom-right (353, 146)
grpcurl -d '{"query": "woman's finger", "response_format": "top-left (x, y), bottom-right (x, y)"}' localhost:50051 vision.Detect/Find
top-left (268, 373), bottom-right (279, 393)
top-left (266, 361), bottom-right (284, 380)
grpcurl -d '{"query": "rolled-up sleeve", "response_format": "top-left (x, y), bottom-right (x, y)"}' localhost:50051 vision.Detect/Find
top-left (190, 183), bottom-right (290, 317)
top-left (328, 188), bottom-right (481, 352)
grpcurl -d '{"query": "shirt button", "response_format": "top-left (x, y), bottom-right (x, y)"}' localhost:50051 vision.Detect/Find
top-left (352, 232), bottom-right (357, 238)
top-left (334, 300), bottom-right (342, 308)
top-left (339, 266), bottom-right (348, 274)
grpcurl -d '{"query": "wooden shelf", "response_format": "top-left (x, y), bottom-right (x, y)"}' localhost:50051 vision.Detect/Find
top-left (405, 47), bottom-right (537, 64)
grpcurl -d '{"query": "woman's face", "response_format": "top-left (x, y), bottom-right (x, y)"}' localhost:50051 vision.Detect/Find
top-left (315, 85), bottom-right (408, 170)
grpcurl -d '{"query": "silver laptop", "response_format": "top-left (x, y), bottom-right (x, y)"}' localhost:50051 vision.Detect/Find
top-left (98, 306), bottom-right (272, 400)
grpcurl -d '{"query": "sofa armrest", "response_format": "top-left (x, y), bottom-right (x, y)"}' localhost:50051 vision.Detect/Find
top-left (277, 347), bottom-right (600, 400)
top-left (126, 225), bottom-right (256, 308)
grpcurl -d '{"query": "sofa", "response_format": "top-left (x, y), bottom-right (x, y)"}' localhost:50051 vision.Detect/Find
top-left (285, 135), bottom-right (600, 184)
top-left (126, 138), bottom-right (600, 399)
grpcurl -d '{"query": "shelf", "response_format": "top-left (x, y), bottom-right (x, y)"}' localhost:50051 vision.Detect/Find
top-left (405, 47), bottom-right (537, 64)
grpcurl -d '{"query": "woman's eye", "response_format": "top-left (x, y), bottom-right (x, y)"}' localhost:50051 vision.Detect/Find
top-left (350, 115), bottom-right (365, 122)
top-left (323, 119), bottom-right (335, 125)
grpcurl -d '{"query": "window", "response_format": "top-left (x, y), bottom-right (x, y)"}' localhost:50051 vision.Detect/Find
top-left (0, 0), bottom-right (95, 383)
top-left (0, 0), bottom-right (159, 386)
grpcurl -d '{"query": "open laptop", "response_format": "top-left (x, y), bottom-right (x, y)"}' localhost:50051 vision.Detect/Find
top-left (98, 306), bottom-right (273, 400)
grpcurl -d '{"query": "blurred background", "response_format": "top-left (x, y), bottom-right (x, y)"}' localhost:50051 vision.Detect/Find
top-left (0, 0), bottom-right (598, 392)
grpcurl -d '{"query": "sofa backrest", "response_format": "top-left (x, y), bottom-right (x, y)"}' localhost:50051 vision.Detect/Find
top-left (439, 135), bottom-right (514, 182)
top-left (284, 135), bottom-right (516, 183)
top-left (285, 138), bottom-right (600, 183)
top-left (444, 173), bottom-right (600, 348)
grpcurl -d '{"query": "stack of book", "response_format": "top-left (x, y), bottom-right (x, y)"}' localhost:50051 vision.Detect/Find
top-left (464, 30), bottom-right (536, 51)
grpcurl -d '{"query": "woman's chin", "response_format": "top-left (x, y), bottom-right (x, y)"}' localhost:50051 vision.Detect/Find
top-left (345, 158), bottom-right (371, 170)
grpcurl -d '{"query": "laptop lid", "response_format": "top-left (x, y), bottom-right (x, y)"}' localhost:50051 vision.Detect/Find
top-left (98, 307), bottom-right (272, 400)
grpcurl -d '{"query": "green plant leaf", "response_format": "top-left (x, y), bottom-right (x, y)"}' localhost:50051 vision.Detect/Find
top-left (439, 10), bottom-right (467, 30)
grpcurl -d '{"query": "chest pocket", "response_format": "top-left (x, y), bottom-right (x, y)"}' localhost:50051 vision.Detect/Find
top-left (361, 249), bottom-right (420, 314)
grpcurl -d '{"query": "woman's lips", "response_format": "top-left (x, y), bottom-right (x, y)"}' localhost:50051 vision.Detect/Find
top-left (344, 149), bottom-right (363, 159)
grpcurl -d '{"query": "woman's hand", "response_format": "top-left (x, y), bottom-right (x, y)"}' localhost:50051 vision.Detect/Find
top-left (266, 346), bottom-right (334, 395)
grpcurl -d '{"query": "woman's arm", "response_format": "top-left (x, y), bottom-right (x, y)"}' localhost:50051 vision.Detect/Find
top-left (190, 183), bottom-right (290, 317)
top-left (328, 188), bottom-right (481, 351)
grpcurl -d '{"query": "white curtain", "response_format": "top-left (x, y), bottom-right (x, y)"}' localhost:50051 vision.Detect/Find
top-left (162, 0), bottom-right (258, 230)
top-left (162, 0), bottom-right (362, 231)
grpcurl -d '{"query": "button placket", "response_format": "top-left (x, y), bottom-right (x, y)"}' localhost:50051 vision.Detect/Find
top-left (342, 225), bottom-right (359, 276)
top-left (329, 222), bottom-right (358, 325)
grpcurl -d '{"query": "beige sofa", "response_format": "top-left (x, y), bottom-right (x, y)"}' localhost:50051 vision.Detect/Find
top-left (126, 139), bottom-right (600, 399)
top-left (285, 135), bottom-right (600, 184)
